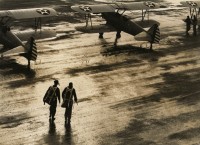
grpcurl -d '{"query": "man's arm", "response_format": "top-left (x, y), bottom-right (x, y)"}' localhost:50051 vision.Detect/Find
top-left (43, 87), bottom-right (51, 105)
top-left (62, 88), bottom-right (66, 100)
top-left (57, 88), bottom-right (61, 104)
top-left (73, 89), bottom-right (78, 103)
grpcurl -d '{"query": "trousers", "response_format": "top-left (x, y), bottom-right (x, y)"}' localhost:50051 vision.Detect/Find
top-left (65, 101), bottom-right (73, 123)
top-left (50, 102), bottom-right (57, 119)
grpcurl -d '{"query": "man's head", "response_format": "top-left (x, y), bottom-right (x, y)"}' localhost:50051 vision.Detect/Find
top-left (54, 80), bottom-right (59, 86)
top-left (69, 82), bottom-right (73, 89)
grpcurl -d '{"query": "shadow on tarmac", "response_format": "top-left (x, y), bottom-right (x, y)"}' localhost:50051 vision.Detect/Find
top-left (103, 109), bottom-right (200, 145)
top-left (63, 123), bottom-right (75, 144)
top-left (49, 120), bottom-right (56, 135)
top-left (107, 65), bottom-right (200, 144)
top-left (0, 58), bottom-right (57, 88)
top-left (0, 58), bottom-right (36, 78)
top-left (43, 120), bottom-right (75, 145)
top-left (0, 113), bottom-right (32, 128)
top-left (67, 45), bottom-right (163, 76)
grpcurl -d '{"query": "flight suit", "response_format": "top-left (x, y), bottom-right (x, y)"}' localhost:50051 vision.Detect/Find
top-left (45, 86), bottom-right (60, 120)
top-left (62, 87), bottom-right (77, 124)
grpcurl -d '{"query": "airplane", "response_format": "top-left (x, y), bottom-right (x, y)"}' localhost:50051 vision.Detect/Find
top-left (71, 1), bottom-right (161, 50)
top-left (0, 7), bottom-right (57, 69)
top-left (180, 1), bottom-right (200, 24)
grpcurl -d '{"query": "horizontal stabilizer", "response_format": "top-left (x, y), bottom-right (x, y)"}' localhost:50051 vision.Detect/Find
top-left (134, 31), bottom-right (151, 42)
top-left (134, 19), bottom-right (160, 28)
top-left (3, 46), bottom-right (26, 56)
top-left (135, 24), bottom-right (160, 43)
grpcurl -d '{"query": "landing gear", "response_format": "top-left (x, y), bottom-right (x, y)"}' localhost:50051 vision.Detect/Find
top-left (114, 38), bottom-right (117, 47)
top-left (150, 43), bottom-right (153, 51)
top-left (27, 59), bottom-right (31, 71)
top-left (116, 31), bottom-right (121, 39)
top-left (99, 33), bottom-right (104, 39)
top-left (114, 31), bottom-right (121, 47)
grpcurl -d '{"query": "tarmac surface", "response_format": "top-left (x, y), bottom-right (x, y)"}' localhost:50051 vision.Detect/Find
top-left (1, 0), bottom-right (200, 145)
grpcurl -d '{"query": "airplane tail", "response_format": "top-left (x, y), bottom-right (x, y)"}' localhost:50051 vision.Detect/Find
top-left (134, 24), bottom-right (160, 44)
top-left (147, 24), bottom-right (160, 44)
top-left (25, 37), bottom-right (37, 61)
top-left (2, 32), bottom-right (37, 61)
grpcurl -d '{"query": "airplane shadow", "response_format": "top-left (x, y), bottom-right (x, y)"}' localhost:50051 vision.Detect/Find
top-left (67, 44), bottom-right (164, 76)
top-left (0, 58), bottom-right (36, 79)
top-left (101, 44), bottom-right (163, 61)
top-left (106, 66), bottom-right (200, 144)
top-left (98, 38), bottom-right (110, 47)
top-left (0, 113), bottom-right (32, 129)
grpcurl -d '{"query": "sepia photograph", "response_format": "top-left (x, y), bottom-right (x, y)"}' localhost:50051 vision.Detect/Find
top-left (0, 0), bottom-right (200, 144)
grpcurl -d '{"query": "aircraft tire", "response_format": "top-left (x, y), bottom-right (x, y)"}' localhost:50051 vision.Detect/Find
top-left (99, 33), bottom-right (104, 39)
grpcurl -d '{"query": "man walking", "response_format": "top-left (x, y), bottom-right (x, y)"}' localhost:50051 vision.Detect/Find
top-left (62, 82), bottom-right (78, 125)
top-left (44, 80), bottom-right (60, 121)
top-left (192, 15), bottom-right (197, 36)
top-left (184, 16), bottom-right (191, 36)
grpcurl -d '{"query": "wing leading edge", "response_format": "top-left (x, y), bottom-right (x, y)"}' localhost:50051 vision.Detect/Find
top-left (180, 1), bottom-right (200, 8)
top-left (0, 7), bottom-right (57, 19)
top-left (71, 1), bottom-right (160, 14)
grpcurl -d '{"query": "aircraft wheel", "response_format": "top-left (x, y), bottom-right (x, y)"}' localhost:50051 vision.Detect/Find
top-left (116, 32), bottom-right (121, 39)
top-left (99, 33), bottom-right (104, 39)
top-left (150, 43), bottom-right (153, 51)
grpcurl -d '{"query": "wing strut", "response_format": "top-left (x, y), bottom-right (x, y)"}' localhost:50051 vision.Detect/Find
top-left (85, 14), bottom-right (93, 28)
top-left (141, 9), bottom-right (149, 21)
top-left (34, 18), bottom-right (42, 33)
top-left (189, 7), bottom-right (198, 18)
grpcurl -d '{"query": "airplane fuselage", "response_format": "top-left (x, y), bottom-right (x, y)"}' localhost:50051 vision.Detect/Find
top-left (102, 12), bottom-right (145, 36)
top-left (0, 25), bottom-right (20, 53)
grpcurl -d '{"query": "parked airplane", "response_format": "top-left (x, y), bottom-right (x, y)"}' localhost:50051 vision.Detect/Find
top-left (180, 1), bottom-right (200, 24)
top-left (71, 1), bottom-right (161, 50)
top-left (0, 7), bottom-right (57, 69)
top-left (180, 1), bottom-right (200, 15)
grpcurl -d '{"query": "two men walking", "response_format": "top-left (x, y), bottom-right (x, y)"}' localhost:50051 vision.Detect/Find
top-left (43, 80), bottom-right (78, 125)
top-left (184, 15), bottom-right (198, 36)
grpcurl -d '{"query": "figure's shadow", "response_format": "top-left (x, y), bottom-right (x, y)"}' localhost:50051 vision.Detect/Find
top-left (49, 120), bottom-right (56, 135)
top-left (42, 120), bottom-right (60, 145)
top-left (42, 120), bottom-right (75, 144)
top-left (62, 124), bottom-right (75, 144)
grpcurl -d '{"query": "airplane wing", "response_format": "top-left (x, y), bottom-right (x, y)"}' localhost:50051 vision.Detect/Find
top-left (14, 29), bottom-right (57, 41)
top-left (3, 46), bottom-right (26, 56)
top-left (75, 19), bottom-right (159, 33)
top-left (0, 7), bottom-right (57, 19)
top-left (71, 1), bottom-right (160, 14)
top-left (180, 1), bottom-right (200, 8)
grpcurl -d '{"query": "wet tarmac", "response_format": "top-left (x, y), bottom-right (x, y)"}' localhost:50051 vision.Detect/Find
top-left (1, 0), bottom-right (200, 145)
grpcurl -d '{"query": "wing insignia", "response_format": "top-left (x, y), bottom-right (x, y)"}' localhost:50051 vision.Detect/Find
top-left (71, 2), bottom-right (160, 14)
top-left (0, 7), bottom-right (57, 19)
